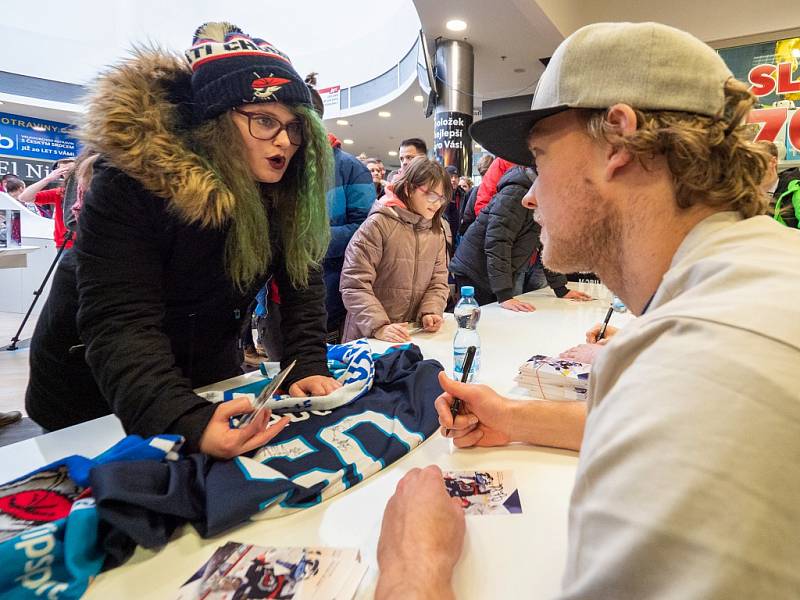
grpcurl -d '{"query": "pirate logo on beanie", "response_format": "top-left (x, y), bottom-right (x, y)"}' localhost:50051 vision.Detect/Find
top-left (186, 21), bottom-right (312, 120)
top-left (251, 73), bottom-right (292, 101)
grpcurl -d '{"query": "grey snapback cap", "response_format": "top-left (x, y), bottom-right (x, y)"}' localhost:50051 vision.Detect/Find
top-left (470, 22), bottom-right (734, 167)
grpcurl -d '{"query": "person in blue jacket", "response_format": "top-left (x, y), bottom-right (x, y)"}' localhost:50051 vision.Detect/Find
top-left (305, 74), bottom-right (376, 337)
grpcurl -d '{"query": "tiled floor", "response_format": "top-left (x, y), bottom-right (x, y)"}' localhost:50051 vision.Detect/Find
top-left (0, 310), bottom-right (39, 415)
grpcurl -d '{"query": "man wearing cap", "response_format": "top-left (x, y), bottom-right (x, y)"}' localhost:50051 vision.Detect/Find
top-left (375, 22), bottom-right (800, 599)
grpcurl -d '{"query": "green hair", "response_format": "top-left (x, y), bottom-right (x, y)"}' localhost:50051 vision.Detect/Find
top-left (191, 104), bottom-right (332, 290)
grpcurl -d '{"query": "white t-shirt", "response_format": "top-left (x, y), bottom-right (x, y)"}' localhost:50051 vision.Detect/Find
top-left (560, 213), bottom-right (800, 599)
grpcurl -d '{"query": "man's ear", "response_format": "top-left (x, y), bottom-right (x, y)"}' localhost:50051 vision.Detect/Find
top-left (603, 104), bottom-right (638, 181)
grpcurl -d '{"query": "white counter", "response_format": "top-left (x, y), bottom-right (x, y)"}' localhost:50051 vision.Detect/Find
top-left (0, 286), bottom-right (633, 599)
top-left (0, 245), bottom-right (38, 268)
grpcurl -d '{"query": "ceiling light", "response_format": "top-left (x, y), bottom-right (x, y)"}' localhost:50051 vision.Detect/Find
top-left (378, 111), bottom-right (391, 118)
top-left (446, 19), bottom-right (467, 32)
top-left (792, 48), bottom-right (800, 58)
top-left (413, 95), bottom-right (424, 103)
top-left (343, 139), bottom-right (354, 145)
top-left (388, 151), bottom-right (398, 156)
top-left (336, 119), bottom-right (349, 126)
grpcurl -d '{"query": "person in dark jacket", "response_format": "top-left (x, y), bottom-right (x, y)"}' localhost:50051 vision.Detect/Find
top-left (458, 154), bottom-right (494, 235)
top-left (758, 141), bottom-right (800, 229)
top-left (25, 22), bottom-right (341, 458)
top-left (444, 165), bottom-right (466, 251)
top-left (449, 166), bottom-right (591, 309)
top-left (322, 137), bottom-right (375, 332)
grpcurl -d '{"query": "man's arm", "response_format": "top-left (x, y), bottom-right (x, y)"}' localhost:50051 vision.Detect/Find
top-left (434, 372), bottom-right (585, 451)
top-left (17, 166), bottom-right (70, 204)
top-left (376, 465), bottom-right (463, 600)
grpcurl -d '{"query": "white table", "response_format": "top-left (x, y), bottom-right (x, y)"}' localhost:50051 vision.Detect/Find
top-left (0, 245), bottom-right (38, 268)
top-left (0, 286), bottom-right (632, 599)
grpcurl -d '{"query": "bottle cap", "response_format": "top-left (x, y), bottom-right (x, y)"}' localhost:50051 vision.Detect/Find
top-left (460, 286), bottom-right (474, 297)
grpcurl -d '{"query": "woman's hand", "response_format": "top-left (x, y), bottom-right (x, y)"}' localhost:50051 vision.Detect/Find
top-left (288, 375), bottom-right (342, 397)
top-left (199, 397), bottom-right (289, 459)
top-left (421, 314), bottom-right (444, 332)
top-left (374, 323), bottom-right (412, 343)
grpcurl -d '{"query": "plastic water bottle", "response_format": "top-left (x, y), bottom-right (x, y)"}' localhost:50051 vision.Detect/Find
top-left (453, 286), bottom-right (481, 382)
top-left (611, 295), bottom-right (628, 313)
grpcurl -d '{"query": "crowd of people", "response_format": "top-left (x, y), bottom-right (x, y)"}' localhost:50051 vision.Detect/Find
top-left (2, 17), bottom-right (799, 598)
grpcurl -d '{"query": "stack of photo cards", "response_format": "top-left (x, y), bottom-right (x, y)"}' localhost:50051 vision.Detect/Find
top-left (442, 470), bottom-right (523, 516)
top-left (514, 354), bottom-right (591, 401)
top-left (175, 542), bottom-right (367, 600)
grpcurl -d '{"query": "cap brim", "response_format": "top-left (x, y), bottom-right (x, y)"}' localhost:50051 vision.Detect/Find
top-left (469, 106), bottom-right (569, 167)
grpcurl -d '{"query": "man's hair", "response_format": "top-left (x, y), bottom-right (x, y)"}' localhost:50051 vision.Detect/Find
top-left (391, 157), bottom-right (451, 232)
top-left (4, 177), bottom-right (24, 193)
top-left (756, 140), bottom-right (779, 159)
top-left (399, 138), bottom-right (428, 154)
top-left (304, 72), bottom-right (325, 118)
top-left (476, 154), bottom-right (494, 176)
top-left (583, 78), bottom-right (770, 219)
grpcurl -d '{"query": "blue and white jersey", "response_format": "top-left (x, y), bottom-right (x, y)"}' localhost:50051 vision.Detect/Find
top-left (91, 345), bottom-right (443, 544)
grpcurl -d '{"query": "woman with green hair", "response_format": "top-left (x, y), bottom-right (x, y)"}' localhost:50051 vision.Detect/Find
top-left (26, 22), bottom-right (340, 458)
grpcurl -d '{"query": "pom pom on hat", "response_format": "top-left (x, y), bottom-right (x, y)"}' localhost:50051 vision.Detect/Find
top-left (185, 21), bottom-right (311, 121)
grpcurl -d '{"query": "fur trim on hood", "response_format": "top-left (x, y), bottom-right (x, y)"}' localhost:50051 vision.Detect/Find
top-left (79, 48), bottom-right (236, 229)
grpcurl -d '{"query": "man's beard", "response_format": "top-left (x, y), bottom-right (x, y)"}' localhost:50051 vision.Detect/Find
top-left (539, 179), bottom-right (623, 278)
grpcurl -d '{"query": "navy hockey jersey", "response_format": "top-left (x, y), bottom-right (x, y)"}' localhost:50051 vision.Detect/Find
top-left (89, 346), bottom-right (443, 556)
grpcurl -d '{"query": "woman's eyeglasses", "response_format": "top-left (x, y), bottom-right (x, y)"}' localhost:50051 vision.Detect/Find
top-left (232, 108), bottom-right (304, 146)
top-left (418, 186), bottom-right (448, 205)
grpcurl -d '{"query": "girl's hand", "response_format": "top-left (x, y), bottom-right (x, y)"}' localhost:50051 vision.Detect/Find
top-left (288, 375), bottom-right (342, 397)
top-left (374, 323), bottom-right (412, 343)
top-left (421, 314), bottom-right (443, 332)
top-left (199, 397), bottom-right (289, 459)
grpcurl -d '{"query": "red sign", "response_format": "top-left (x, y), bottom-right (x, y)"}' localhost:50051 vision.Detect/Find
top-left (747, 107), bottom-right (800, 151)
top-left (748, 62), bottom-right (800, 97)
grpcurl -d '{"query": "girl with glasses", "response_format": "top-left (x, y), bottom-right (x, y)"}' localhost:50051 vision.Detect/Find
top-left (340, 158), bottom-right (452, 343)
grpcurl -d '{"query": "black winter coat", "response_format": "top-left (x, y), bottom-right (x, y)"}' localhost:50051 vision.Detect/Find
top-left (24, 50), bottom-right (330, 452)
top-left (459, 185), bottom-right (479, 235)
top-left (449, 167), bottom-right (567, 302)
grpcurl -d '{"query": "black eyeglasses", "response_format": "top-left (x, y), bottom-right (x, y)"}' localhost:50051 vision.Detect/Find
top-left (232, 108), bottom-right (304, 146)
